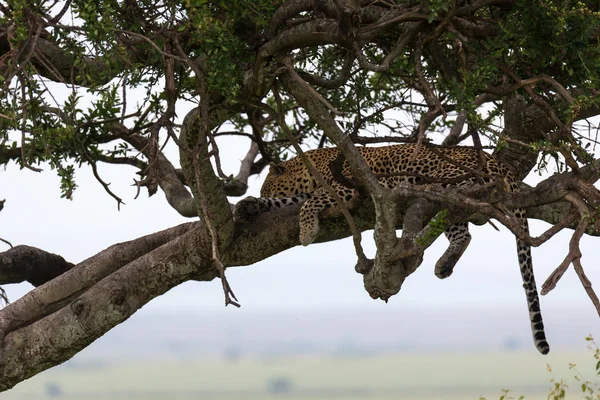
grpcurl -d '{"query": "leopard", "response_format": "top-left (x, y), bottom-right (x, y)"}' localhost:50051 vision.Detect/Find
top-left (234, 143), bottom-right (550, 354)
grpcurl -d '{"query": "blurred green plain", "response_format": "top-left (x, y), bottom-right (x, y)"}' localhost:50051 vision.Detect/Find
top-left (3, 350), bottom-right (596, 400)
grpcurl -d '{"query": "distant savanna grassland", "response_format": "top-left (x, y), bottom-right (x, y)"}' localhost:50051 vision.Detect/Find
top-left (4, 350), bottom-right (597, 400)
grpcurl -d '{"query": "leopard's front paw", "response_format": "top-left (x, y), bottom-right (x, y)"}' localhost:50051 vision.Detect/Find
top-left (233, 196), bottom-right (261, 222)
top-left (434, 254), bottom-right (459, 279)
top-left (299, 217), bottom-right (320, 246)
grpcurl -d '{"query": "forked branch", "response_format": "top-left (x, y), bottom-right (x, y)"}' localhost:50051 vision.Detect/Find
top-left (540, 193), bottom-right (600, 317)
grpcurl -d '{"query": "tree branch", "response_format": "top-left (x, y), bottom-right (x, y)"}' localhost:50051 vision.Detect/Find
top-left (0, 246), bottom-right (74, 287)
top-left (119, 129), bottom-right (198, 218)
top-left (0, 223), bottom-right (197, 338)
top-left (220, 141), bottom-right (262, 197)
top-left (0, 223), bottom-right (212, 390)
top-left (179, 106), bottom-right (235, 244)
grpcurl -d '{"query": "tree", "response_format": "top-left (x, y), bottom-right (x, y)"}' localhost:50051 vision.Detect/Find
top-left (0, 0), bottom-right (599, 391)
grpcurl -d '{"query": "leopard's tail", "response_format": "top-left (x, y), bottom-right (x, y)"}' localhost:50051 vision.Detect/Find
top-left (514, 208), bottom-right (550, 355)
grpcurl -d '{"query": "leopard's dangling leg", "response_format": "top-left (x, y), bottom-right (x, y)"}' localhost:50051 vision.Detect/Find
top-left (298, 186), bottom-right (356, 246)
top-left (514, 208), bottom-right (550, 355)
top-left (299, 189), bottom-right (336, 246)
top-left (435, 223), bottom-right (471, 279)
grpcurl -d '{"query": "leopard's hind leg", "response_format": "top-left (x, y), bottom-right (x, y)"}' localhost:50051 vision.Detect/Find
top-left (435, 223), bottom-right (471, 279)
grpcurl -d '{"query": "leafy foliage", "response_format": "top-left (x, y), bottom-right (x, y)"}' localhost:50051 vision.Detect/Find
top-left (0, 0), bottom-right (598, 200)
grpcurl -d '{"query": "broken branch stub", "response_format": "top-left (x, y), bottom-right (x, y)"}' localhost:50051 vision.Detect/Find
top-left (363, 196), bottom-right (440, 301)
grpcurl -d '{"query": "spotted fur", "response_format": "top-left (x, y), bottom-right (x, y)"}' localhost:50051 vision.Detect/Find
top-left (235, 144), bottom-right (550, 354)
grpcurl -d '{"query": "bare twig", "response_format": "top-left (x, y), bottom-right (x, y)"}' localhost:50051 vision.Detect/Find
top-left (443, 111), bottom-right (467, 146)
top-left (192, 153), bottom-right (240, 308)
top-left (298, 49), bottom-right (354, 89)
top-left (47, 0), bottom-right (73, 24)
top-left (133, 178), bottom-right (142, 200)
top-left (541, 194), bottom-right (592, 295)
top-left (540, 216), bottom-right (587, 295)
top-left (76, 129), bottom-right (124, 208)
top-left (282, 58), bottom-right (346, 116)
top-left (573, 259), bottom-right (600, 318)
top-left (414, 34), bottom-right (446, 119)
top-left (351, 99), bottom-right (428, 139)
top-left (354, 23), bottom-right (419, 72)
top-left (234, 141), bottom-right (260, 185)
top-left (359, 9), bottom-right (429, 35)
top-left (115, 29), bottom-right (188, 63)
top-left (96, 154), bottom-right (147, 170)
top-left (0, 287), bottom-right (8, 306)
top-left (143, 42), bottom-right (179, 197)
top-left (529, 210), bottom-right (579, 247)
top-left (411, 108), bottom-right (443, 158)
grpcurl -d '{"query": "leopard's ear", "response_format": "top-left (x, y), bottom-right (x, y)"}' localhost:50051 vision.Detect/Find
top-left (269, 162), bottom-right (285, 175)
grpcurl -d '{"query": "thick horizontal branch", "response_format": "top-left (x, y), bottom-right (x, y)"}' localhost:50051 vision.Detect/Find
top-left (0, 223), bottom-right (210, 390)
top-left (0, 222), bottom-right (197, 337)
top-left (0, 196), bottom-right (377, 389)
top-left (0, 246), bottom-right (73, 287)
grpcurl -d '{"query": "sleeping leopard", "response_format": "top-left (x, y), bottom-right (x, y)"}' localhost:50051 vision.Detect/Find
top-left (234, 143), bottom-right (550, 354)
